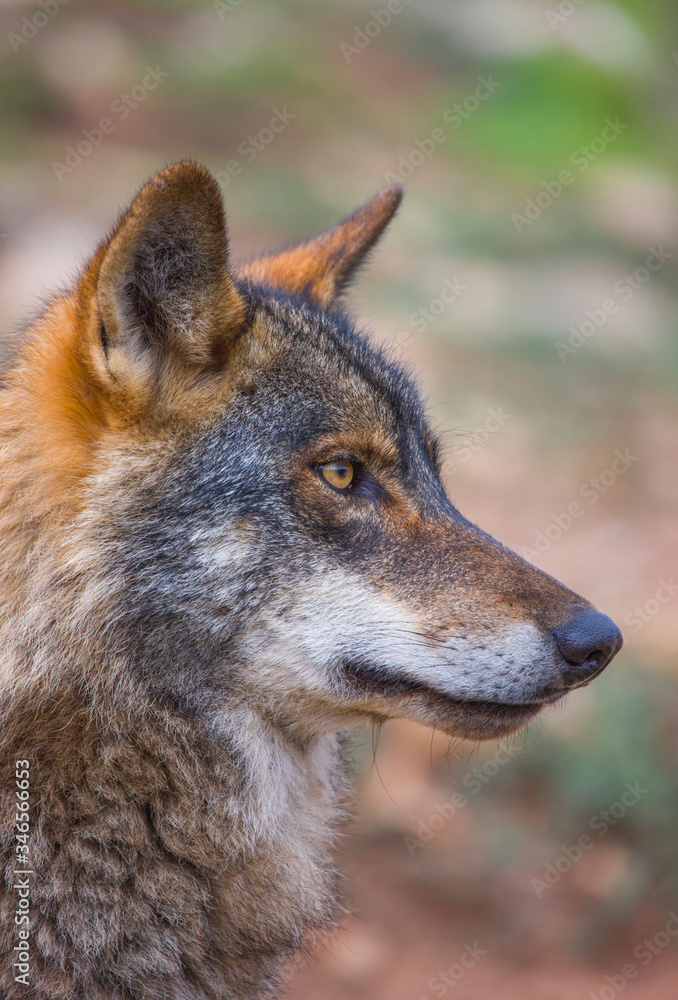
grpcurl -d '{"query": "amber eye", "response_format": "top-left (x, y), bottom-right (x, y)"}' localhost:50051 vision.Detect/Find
top-left (319, 461), bottom-right (354, 490)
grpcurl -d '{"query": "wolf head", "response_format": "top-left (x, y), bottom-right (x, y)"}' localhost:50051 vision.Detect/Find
top-left (13, 162), bottom-right (621, 741)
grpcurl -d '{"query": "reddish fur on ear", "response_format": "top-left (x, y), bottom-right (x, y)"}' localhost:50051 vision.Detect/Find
top-left (0, 163), bottom-right (246, 509)
top-left (240, 184), bottom-right (403, 307)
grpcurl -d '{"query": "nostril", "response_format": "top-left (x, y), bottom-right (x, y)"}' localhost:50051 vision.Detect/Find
top-left (553, 609), bottom-right (623, 687)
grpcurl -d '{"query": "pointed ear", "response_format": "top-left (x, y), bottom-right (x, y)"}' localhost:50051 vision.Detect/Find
top-left (240, 184), bottom-right (403, 308)
top-left (96, 163), bottom-right (247, 394)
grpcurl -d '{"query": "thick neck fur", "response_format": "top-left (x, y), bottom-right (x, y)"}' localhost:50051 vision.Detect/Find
top-left (1, 656), bottom-right (346, 999)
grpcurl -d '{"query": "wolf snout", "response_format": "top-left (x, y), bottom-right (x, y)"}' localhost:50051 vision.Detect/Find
top-left (552, 609), bottom-right (623, 689)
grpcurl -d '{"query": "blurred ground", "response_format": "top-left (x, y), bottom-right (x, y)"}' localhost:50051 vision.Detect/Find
top-left (1, 0), bottom-right (677, 996)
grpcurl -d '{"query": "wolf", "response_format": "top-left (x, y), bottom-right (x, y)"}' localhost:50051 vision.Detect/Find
top-left (0, 162), bottom-right (622, 999)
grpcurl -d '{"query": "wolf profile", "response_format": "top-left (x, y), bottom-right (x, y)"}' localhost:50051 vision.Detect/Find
top-left (0, 163), bottom-right (621, 999)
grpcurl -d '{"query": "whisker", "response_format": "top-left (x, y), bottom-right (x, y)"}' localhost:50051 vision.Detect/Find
top-left (369, 721), bottom-right (417, 822)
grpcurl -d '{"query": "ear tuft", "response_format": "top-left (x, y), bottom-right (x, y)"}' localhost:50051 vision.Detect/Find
top-left (240, 184), bottom-right (403, 308)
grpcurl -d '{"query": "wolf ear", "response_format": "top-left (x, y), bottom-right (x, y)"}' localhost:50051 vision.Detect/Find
top-left (240, 184), bottom-right (403, 308)
top-left (96, 163), bottom-right (246, 393)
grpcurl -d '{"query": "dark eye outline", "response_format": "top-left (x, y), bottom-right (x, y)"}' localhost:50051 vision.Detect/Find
top-left (312, 457), bottom-right (385, 512)
top-left (316, 460), bottom-right (355, 491)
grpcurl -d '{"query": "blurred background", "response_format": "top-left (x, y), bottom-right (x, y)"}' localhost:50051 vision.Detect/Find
top-left (1, 0), bottom-right (677, 996)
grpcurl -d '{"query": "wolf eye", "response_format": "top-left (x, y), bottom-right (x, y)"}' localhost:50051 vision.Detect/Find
top-left (319, 461), bottom-right (354, 490)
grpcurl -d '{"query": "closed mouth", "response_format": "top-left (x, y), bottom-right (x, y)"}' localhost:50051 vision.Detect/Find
top-left (342, 658), bottom-right (565, 739)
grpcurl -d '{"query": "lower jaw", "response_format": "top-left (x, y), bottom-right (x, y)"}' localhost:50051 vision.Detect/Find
top-left (397, 693), bottom-right (550, 740)
top-left (440, 699), bottom-right (545, 739)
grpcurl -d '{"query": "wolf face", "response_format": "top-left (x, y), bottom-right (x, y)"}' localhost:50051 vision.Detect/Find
top-left (9, 162), bottom-right (622, 744)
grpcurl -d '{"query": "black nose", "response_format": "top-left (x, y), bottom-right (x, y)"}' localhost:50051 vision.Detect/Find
top-left (554, 609), bottom-right (623, 689)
